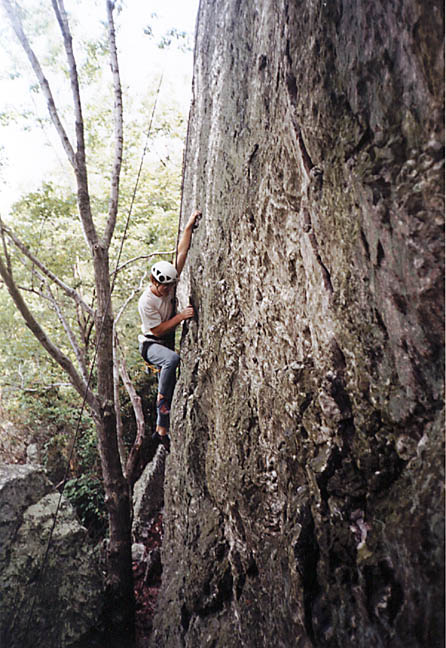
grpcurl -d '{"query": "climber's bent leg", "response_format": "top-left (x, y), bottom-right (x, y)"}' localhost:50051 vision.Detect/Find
top-left (145, 344), bottom-right (180, 403)
top-left (145, 343), bottom-right (180, 434)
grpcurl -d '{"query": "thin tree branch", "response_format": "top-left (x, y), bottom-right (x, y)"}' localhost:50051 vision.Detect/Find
top-left (1, 223), bottom-right (95, 317)
top-left (110, 250), bottom-right (175, 278)
top-left (45, 282), bottom-right (89, 385)
top-left (76, 305), bottom-right (94, 360)
top-left (114, 336), bottom-right (146, 486)
top-left (73, 259), bottom-right (94, 351)
top-left (108, 75), bottom-right (164, 295)
top-left (0, 252), bottom-right (100, 416)
top-left (112, 269), bottom-right (148, 479)
top-left (0, 0), bottom-right (76, 167)
top-left (5, 382), bottom-right (73, 393)
top-left (51, 0), bottom-right (83, 150)
top-left (15, 284), bottom-right (48, 297)
top-left (0, 216), bottom-right (13, 276)
top-left (114, 270), bottom-right (148, 326)
top-left (103, 0), bottom-right (123, 249)
top-left (112, 331), bottom-right (127, 472)
top-left (50, 0), bottom-right (98, 251)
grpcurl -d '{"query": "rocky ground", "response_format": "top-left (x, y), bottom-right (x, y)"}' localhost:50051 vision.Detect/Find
top-left (0, 464), bottom-right (105, 648)
top-left (0, 431), bottom-right (166, 648)
top-left (134, 512), bottom-right (163, 647)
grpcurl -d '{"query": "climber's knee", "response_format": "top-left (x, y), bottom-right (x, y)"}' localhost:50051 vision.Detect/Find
top-left (168, 352), bottom-right (180, 369)
top-left (160, 351), bottom-right (179, 372)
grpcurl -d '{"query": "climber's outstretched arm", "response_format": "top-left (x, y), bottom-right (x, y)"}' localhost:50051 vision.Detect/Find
top-left (176, 209), bottom-right (201, 276)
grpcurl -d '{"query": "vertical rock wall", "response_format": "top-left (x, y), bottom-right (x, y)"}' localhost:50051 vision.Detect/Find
top-left (152, 1), bottom-right (444, 646)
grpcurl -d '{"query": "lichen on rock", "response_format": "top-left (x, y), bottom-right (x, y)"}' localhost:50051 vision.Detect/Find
top-left (0, 464), bottom-right (104, 648)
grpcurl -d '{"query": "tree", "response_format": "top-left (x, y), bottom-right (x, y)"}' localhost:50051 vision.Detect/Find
top-left (0, 0), bottom-right (153, 642)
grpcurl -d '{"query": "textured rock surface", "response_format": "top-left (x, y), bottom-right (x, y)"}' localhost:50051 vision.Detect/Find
top-left (0, 464), bottom-right (104, 648)
top-left (132, 445), bottom-right (167, 544)
top-left (152, 1), bottom-right (444, 647)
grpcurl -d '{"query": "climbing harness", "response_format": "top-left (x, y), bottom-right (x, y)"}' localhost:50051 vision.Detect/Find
top-left (139, 336), bottom-right (162, 374)
top-left (144, 360), bottom-right (160, 376)
top-left (139, 332), bottom-right (169, 356)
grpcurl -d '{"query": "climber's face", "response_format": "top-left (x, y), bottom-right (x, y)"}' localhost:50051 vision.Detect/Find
top-left (152, 278), bottom-right (174, 297)
top-left (158, 282), bottom-right (172, 295)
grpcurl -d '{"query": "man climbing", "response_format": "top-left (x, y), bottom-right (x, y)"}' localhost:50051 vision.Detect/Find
top-left (138, 209), bottom-right (200, 446)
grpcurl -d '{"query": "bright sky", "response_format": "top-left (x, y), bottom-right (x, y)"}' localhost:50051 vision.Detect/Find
top-left (0, 0), bottom-right (199, 213)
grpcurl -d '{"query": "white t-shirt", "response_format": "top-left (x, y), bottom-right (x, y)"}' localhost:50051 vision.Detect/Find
top-left (138, 287), bottom-right (174, 336)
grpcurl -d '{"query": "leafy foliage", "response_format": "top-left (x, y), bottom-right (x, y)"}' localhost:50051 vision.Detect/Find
top-left (64, 473), bottom-right (107, 541)
top-left (0, 2), bottom-right (192, 537)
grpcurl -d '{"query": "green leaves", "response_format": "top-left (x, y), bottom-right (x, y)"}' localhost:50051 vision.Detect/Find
top-left (64, 473), bottom-right (107, 540)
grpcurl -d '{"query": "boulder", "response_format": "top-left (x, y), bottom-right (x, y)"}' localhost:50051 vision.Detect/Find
top-left (0, 464), bottom-right (52, 567)
top-left (0, 464), bottom-right (104, 648)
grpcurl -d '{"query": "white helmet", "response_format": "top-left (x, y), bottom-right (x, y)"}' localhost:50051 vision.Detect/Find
top-left (151, 261), bottom-right (177, 284)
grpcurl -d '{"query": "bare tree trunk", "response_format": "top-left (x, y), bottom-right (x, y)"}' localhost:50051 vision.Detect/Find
top-left (93, 245), bottom-right (135, 642)
top-left (119, 352), bottom-right (146, 486)
top-left (113, 335), bottom-right (128, 471)
top-left (0, 0), bottom-right (136, 641)
top-left (94, 414), bottom-right (134, 642)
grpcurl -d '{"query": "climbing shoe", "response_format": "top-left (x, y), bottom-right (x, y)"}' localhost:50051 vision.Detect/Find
top-left (151, 431), bottom-right (170, 452)
top-left (159, 434), bottom-right (170, 452)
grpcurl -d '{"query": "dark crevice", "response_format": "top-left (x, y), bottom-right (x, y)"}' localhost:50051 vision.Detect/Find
top-left (303, 209), bottom-right (333, 293)
top-left (377, 240), bottom-right (385, 266)
top-left (360, 228), bottom-right (371, 260)
top-left (288, 111), bottom-right (314, 174)
top-left (392, 293), bottom-right (408, 315)
top-left (299, 392), bottom-right (313, 415)
top-left (181, 603), bottom-right (191, 632)
top-left (344, 126), bottom-right (373, 162)
top-left (293, 505), bottom-right (321, 643)
top-left (313, 240), bottom-right (334, 292)
top-left (197, 567), bottom-right (234, 617)
top-left (315, 445), bottom-right (343, 504)
top-left (330, 338), bottom-right (347, 372)
top-left (297, 128), bottom-right (315, 174)
top-left (363, 560), bottom-right (404, 628)
top-left (374, 308), bottom-right (389, 340)
top-left (246, 556), bottom-right (259, 578)
top-left (285, 38), bottom-right (292, 66)
top-left (258, 54), bottom-right (267, 71)
top-left (329, 375), bottom-right (352, 417)
top-left (286, 71), bottom-right (297, 103)
top-left (247, 143), bottom-right (259, 166)
top-left (370, 178), bottom-right (392, 205)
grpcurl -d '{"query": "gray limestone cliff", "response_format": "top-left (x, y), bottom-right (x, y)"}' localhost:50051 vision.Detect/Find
top-left (151, 1), bottom-right (444, 646)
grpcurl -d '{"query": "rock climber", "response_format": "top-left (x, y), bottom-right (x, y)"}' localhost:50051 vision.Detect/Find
top-left (138, 209), bottom-right (200, 446)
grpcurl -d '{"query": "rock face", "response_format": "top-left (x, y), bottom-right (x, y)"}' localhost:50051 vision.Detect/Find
top-left (132, 447), bottom-right (167, 643)
top-left (132, 445), bottom-right (167, 544)
top-left (0, 464), bottom-right (104, 648)
top-left (152, 1), bottom-right (444, 647)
